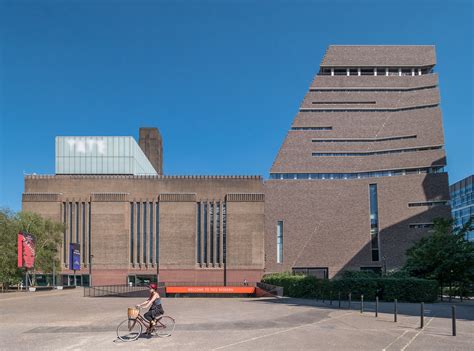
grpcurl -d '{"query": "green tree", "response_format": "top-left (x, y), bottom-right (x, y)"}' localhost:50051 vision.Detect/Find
top-left (0, 209), bottom-right (63, 289)
top-left (0, 209), bottom-right (22, 290)
top-left (403, 217), bottom-right (474, 299)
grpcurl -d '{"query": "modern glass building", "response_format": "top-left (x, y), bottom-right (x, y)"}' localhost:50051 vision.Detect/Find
top-left (450, 175), bottom-right (474, 241)
top-left (55, 136), bottom-right (157, 175)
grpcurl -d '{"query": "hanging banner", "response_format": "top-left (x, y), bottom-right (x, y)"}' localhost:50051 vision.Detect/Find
top-left (69, 243), bottom-right (81, 270)
top-left (17, 232), bottom-right (36, 268)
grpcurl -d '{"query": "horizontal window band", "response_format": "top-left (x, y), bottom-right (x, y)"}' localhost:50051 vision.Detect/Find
top-left (311, 101), bottom-right (376, 105)
top-left (409, 223), bottom-right (434, 229)
top-left (312, 135), bottom-right (416, 143)
top-left (309, 85), bottom-right (437, 92)
top-left (269, 166), bottom-right (445, 180)
top-left (300, 104), bottom-right (438, 112)
top-left (408, 201), bottom-right (449, 207)
top-left (291, 126), bottom-right (333, 131)
top-left (312, 145), bottom-right (443, 157)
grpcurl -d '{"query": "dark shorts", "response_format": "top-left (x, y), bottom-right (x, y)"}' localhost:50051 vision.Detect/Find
top-left (144, 304), bottom-right (164, 321)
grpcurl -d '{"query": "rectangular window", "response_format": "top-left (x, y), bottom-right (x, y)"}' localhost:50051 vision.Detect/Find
top-left (130, 203), bottom-right (134, 263)
top-left (156, 203), bottom-right (159, 265)
top-left (388, 68), bottom-right (399, 76)
top-left (197, 203), bottom-right (201, 264)
top-left (349, 68), bottom-right (358, 76)
top-left (69, 202), bottom-right (73, 249)
top-left (149, 202), bottom-right (153, 264)
top-left (222, 203), bottom-right (227, 264)
top-left (277, 221), bottom-right (283, 263)
top-left (210, 203), bottom-right (214, 264)
top-left (143, 202), bottom-right (147, 264)
top-left (88, 202), bottom-right (91, 265)
top-left (369, 184), bottom-right (380, 261)
top-left (137, 202), bottom-right (140, 263)
top-left (203, 203), bottom-right (208, 264)
top-left (82, 202), bottom-right (86, 264)
top-left (361, 68), bottom-right (374, 76)
top-left (76, 202), bottom-right (79, 243)
top-left (216, 202), bottom-right (220, 263)
top-left (63, 202), bottom-right (67, 264)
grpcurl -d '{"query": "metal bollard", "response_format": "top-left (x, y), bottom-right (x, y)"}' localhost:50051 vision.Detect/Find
top-left (394, 299), bottom-right (398, 322)
top-left (338, 292), bottom-right (341, 309)
top-left (375, 296), bottom-right (379, 317)
top-left (420, 302), bottom-right (424, 329)
top-left (360, 294), bottom-right (364, 313)
top-left (349, 293), bottom-right (352, 310)
top-left (452, 305), bottom-right (456, 336)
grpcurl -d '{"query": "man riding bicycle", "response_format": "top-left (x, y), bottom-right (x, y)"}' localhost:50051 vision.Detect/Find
top-left (136, 283), bottom-right (164, 333)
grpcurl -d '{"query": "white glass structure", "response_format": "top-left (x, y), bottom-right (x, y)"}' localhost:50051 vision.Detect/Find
top-left (55, 136), bottom-right (157, 175)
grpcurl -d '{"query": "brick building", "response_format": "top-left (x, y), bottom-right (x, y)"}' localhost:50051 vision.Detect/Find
top-left (23, 132), bottom-right (264, 286)
top-left (22, 45), bottom-right (451, 285)
top-left (265, 45), bottom-right (450, 278)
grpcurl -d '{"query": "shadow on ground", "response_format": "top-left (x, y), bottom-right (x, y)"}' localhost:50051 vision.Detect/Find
top-left (245, 296), bottom-right (474, 320)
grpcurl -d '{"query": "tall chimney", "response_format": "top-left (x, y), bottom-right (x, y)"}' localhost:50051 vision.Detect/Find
top-left (138, 127), bottom-right (163, 175)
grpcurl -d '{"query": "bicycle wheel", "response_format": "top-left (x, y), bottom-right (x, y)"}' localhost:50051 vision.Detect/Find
top-left (152, 316), bottom-right (175, 337)
top-left (117, 318), bottom-right (142, 342)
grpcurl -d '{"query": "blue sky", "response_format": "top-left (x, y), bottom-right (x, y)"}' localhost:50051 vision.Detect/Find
top-left (1, 0), bottom-right (473, 211)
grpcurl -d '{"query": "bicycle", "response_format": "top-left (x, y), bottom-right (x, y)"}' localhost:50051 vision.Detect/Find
top-left (116, 307), bottom-right (175, 342)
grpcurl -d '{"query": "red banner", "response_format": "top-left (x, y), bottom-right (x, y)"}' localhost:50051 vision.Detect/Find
top-left (17, 232), bottom-right (36, 268)
top-left (165, 286), bottom-right (255, 294)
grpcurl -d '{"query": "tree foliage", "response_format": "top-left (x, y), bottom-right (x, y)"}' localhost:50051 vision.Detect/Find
top-left (403, 217), bottom-right (474, 297)
top-left (0, 209), bottom-right (63, 288)
top-left (0, 209), bottom-right (22, 288)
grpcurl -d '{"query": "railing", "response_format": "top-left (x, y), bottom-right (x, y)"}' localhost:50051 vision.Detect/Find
top-left (84, 284), bottom-right (150, 297)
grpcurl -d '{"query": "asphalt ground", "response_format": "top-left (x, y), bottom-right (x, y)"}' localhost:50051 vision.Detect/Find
top-left (0, 289), bottom-right (473, 350)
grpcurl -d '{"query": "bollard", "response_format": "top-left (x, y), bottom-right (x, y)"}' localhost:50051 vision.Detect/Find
top-left (452, 305), bottom-right (456, 336)
top-left (375, 296), bottom-right (379, 317)
top-left (420, 302), bottom-right (424, 329)
top-left (330, 291), bottom-right (332, 305)
top-left (394, 299), bottom-right (398, 322)
top-left (360, 294), bottom-right (364, 313)
top-left (338, 292), bottom-right (341, 309)
top-left (349, 293), bottom-right (352, 310)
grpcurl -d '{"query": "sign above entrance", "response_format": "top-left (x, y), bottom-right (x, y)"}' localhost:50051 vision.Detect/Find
top-left (165, 286), bottom-right (255, 294)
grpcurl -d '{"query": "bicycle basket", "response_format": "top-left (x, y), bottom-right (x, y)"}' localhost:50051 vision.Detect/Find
top-left (128, 307), bottom-right (139, 319)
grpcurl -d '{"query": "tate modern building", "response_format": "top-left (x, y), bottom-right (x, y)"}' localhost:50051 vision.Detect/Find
top-left (23, 46), bottom-right (450, 286)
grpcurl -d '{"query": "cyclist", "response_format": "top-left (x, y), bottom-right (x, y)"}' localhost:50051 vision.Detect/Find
top-left (136, 283), bottom-right (164, 333)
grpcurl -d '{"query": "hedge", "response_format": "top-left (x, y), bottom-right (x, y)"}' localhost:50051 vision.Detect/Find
top-left (261, 272), bottom-right (439, 303)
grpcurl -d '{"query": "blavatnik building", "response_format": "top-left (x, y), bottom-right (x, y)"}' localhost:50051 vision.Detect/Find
top-left (265, 45), bottom-right (450, 278)
top-left (22, 46), bottom-right (451, 285)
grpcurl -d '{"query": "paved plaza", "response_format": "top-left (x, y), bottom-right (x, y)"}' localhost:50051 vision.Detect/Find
top-left (0, 289), bottom-right (473, 350)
